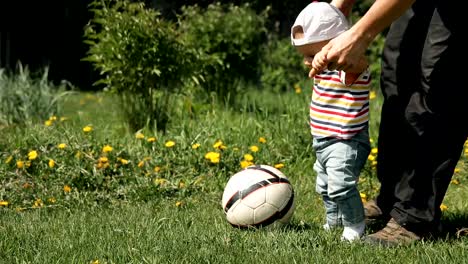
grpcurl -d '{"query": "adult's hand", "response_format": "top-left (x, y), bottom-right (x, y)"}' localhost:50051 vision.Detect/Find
top-left (309, 28), bottom-right (368, 78)
top-left (308, 0), bottom-right (417, 78)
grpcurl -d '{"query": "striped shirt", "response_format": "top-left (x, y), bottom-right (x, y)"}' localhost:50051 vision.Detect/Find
top-left (311, 69), bottom-right (371, 139)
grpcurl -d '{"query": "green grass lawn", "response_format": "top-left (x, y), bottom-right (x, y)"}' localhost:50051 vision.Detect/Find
top-left (1, 88), bottom-right (468, 263)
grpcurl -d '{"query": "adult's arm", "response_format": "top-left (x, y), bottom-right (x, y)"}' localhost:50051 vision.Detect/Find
top-left (309, 0), bottom-right (416, 77)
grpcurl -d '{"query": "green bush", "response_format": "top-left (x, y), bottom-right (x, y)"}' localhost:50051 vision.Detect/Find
top-left (178, 3), bottom-right (269, 105)
top-left (83, 0), bottom-right (198, 132)
top-left (259, 36), bottom-right (306, 93)
top-left (0, 65), bottom-right (67, 126)
top-left (366, 33), bottom-right (385, 90)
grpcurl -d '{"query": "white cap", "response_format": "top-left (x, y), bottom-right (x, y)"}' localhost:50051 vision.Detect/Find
top-left (291, 2), bottom-right (349, 46)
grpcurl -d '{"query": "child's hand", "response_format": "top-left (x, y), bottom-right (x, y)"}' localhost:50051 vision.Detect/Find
top-left (309, 50), bottom-right (327, 78)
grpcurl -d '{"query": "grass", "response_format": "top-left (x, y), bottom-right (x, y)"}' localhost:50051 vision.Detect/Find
top-left (0, 78), bottom-right (468, 263)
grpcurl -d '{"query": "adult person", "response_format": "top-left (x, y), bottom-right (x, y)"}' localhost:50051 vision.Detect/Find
top-left (309, 0), bottom-right (467, 246)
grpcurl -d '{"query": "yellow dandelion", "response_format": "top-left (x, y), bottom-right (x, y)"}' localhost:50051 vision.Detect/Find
top-left (213, 140), bottom-right (223, 149)
top-left (175, 201), bottom-right (183, 207)
top-left (192, 143), bottom-right (201, 150)
top-left (98, 156), bottom-right (108, 163)
top-left (5, 155), bottom-right (13, 164)
top-left (33, 198), bottom-right (43, 208)
top-left (92, 260), bottom-right (100, 264)
top-left (243, 154), bottom-right (254, 162)
top-left (102, 145), bottom-right (113, 153)
top-left (165, 140), bottom-right (175, 148)
top-left (135, 132), bottom-right (145, 139)
top-left (259, 137), bottom-right (267, 143)
top-left (451, 179), bottom-right (460, 185)
top-left (210, 156), bottom-right (220, 163)
top-left (48, 197), bottom-right (56, 204)
top-left (138, 161), bottom-right (145, 168)
top-left (371, 147), bottom-right (378, 155)
top-left (370, 90), bottom-right (377, 100)
top-left (0, 201), bottom-right (9, 207)
top-left (48, 159), bottom-right (55, 168)
top-left (119, 158), bottom-right (129, 165)
top-left (294, 84), bottom-right (302, 94)
top-left (28, 150), bottom-right (38, 160)
top-left (60, 117), bottom-right (67, 122)
top-left (274, 163), bottom-right (285, 169)
top-left (440, 204), bottom-right (448, 211)
top-left (204, 152), bottom-right (220, 164)
top-left (360, 192), bottom-right (367, 203)
top-left (63, 185), bottom-right (71, 193)
top-left (154, 166), bottom-right (161, 173)
top-left (454, 168), bottom-right (461, 173)
top-left (368, 154), bottom-right (376, 161)
top-left (147, 137), bottom-right (157, 143)
top-left (154, 178), bottom-right (167, 186)
top-left (16, 160), bottom-right (24, 169)
top-left (83, 125), bottom-right (93, 133)
top-left (58, 143), bottom-right (66, 149)
top-left (240, 160), bottom-right (254, 169)
top-left (249, 145), bottom-right (259, 152)
top-left (371, 160), bottom-right (378, 167)
top-left (44, 120), bottom-right (53, 126)
top-left (49, 116), bottom-right (57, 121)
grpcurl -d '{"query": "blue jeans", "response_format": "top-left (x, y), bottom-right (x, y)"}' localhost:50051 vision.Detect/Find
top-left (312, 128), bottom-right (370, 227)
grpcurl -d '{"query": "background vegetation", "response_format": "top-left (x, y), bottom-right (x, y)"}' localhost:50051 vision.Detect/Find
top-left (1, 0), bottom-right (467, 263)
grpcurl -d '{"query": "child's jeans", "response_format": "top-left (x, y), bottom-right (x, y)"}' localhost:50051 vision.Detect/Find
top-left (312, 128), bottom-right (370, 227)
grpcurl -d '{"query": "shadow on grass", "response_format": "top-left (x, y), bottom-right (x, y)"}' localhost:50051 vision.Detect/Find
top-left (363, 212), bottom-right (468, 242)
top-left (439, 212), bottom-right (468, 241)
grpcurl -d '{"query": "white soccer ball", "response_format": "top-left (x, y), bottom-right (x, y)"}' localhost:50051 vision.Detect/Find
top-left (221, 164), bottom-right (295, 228)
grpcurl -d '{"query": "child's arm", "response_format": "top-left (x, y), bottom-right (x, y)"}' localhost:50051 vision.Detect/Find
top-left (308, 51), bottom-right (328, 78)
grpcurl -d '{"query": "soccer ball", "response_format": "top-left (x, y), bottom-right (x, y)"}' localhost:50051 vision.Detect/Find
top-left (221, 164), bottom-right (295, 228)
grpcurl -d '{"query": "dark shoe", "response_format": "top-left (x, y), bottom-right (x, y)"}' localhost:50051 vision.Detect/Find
top-left (363, 218), bottom-right (421, 247)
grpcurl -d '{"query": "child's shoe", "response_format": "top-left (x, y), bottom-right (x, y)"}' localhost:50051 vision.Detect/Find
top-left (341, 221), bottom-right (365, 242)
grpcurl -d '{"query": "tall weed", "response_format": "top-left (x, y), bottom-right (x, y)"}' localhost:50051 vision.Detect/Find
top-left (0, 65), bottom-right (67, 126)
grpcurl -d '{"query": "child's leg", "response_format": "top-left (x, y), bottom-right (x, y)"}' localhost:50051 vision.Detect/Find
top-left (324, 138), bottom-right (370, 240)
top-left (313, 141), bottom-right (342, 228)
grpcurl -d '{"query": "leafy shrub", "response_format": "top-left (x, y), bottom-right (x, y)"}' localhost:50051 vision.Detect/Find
top-left (366, 33), bottom-right (385, 90)
top-left (0, 65), bottom-right (67, 126)
top-left (83, 0), bottom-right (198, 132)
top-left (177, 3), bottom-right (269, 105)
top-left (259, 36), bottom-right (306, 93)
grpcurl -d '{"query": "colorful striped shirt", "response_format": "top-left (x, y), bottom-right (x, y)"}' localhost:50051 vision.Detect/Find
top-left (311, 69), bottom-right (371, 139)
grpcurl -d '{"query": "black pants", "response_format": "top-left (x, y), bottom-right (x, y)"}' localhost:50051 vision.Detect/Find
top-left (376, 1), bottom-right (468, 235)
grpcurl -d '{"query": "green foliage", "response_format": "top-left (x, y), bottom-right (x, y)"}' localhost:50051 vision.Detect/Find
top-left (83, 0), bottom-right (198, 131)
top-left (0, 65), bottom-right (68, 126)
top-left (178, 3), bottom-right (269, 105)
top-left (259, 36), bottom-right (306, 93)
top-left (366, 33), bottom-right (385, 90)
